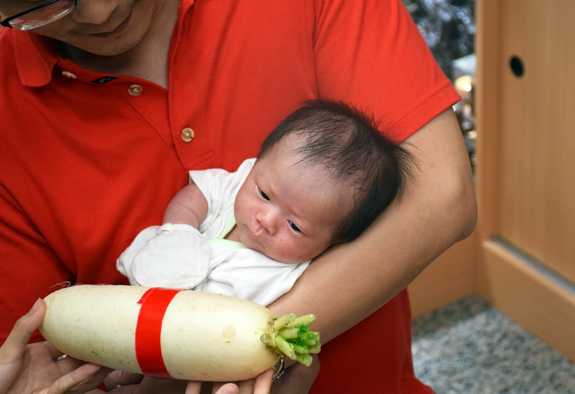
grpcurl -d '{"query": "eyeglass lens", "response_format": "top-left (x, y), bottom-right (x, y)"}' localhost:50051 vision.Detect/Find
top-left (9, 0), bottom-right (74, 30)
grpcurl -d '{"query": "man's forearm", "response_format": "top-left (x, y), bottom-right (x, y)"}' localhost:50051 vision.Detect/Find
top-left (268, 108), bottom-right (477, 343)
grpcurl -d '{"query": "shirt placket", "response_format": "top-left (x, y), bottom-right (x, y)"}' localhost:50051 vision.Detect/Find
top-left (57, 59), bottom-right (173, 149)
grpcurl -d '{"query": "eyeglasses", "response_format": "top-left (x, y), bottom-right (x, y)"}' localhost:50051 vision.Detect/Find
top-left (1, 0), bottom-right (77, 31)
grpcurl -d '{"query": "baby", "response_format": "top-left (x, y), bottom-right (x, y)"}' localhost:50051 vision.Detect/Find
top-left (117, 100), bottom-right (415, 306)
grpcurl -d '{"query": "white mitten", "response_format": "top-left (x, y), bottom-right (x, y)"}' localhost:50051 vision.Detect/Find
top-left (119, 224), bottom-right (211, 288)
top-left (117, 226), bottom-right (159, 285)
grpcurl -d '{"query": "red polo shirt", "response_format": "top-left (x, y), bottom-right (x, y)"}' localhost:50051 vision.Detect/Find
top-left (0, 0), bottom-right (459, 392)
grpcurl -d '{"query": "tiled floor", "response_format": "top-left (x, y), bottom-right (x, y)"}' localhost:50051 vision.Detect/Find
top-left (412, 296), bottom-right (575, 393)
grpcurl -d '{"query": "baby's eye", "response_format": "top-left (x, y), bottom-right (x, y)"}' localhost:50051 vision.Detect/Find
top-left (289, 221), bottom-right (301, 233)
top-left (259, 189), bottom-right (270, 201)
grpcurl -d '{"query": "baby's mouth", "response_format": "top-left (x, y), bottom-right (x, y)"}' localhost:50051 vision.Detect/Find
top-left (244, 223), bottom-right (264, 246)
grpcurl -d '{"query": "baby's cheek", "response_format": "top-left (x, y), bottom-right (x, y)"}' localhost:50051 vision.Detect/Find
top-left (273, 238), bottom-right (292, 258)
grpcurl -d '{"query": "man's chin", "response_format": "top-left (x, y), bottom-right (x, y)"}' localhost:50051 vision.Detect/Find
top-left (75, 37), bottom-right (144, 57)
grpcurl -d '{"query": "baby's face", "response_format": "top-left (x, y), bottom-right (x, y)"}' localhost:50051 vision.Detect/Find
top-left (234, 135), bottom-right (353, 264)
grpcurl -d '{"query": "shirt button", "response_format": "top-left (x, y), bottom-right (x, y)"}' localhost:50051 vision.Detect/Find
top-left (62, 71), bottom-right (77, 79)
top-left (128, 84), bottom-right (143, 96)
top-left (181, 128), bottom-right (194, 142)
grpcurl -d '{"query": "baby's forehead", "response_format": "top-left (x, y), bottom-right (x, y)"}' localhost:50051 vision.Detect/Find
top-left (295, 169), bottom-right (356, 220)
top-left (288, 156), bottom-right (360, 198)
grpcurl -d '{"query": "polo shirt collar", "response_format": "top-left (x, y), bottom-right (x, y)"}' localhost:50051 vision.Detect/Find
top-left (13, 31), bottom-right (60, 88)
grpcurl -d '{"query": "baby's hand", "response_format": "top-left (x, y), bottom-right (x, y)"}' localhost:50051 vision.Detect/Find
top-left (122, 224), bottom-right (212, 288)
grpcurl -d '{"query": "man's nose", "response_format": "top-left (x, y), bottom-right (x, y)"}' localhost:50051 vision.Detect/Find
top-left (71, 0), bottom-right (120, 25)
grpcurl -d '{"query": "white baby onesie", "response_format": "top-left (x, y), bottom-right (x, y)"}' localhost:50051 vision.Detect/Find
top-left (117, 159), bottom-right (309, 306)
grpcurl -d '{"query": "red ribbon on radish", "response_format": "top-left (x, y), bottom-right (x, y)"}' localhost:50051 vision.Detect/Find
top-left (135, 287), bottom-right (183, 377)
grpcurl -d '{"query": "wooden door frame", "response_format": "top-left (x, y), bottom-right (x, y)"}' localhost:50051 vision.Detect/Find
top-left (410, 0), bottom-right (575, 363)
top-left (474, 0), bottom-right (575, 362)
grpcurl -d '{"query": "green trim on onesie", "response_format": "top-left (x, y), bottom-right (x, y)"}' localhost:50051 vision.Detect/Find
top-left (206, 238), bottom-right (246, 248)
top-left (206, 214), bottom-right (246, 249)
top-left (220, 214), bottom-right (237, 239)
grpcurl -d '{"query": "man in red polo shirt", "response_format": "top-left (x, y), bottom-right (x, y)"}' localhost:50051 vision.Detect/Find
top-left (0, 0), bottom-right (476, 392)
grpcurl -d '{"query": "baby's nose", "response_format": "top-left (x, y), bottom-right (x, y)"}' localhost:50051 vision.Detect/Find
top-left (256, 210), bottom-right (276, 235)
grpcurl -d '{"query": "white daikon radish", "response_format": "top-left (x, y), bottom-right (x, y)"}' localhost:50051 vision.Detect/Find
top-left (40, 285), bottom-right (319, 381)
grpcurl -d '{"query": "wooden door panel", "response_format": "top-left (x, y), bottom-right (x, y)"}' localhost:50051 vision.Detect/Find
top-left (499, 0), bottom-right (575, 283)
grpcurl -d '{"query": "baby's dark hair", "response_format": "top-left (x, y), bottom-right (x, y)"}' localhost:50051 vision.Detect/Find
top-left (258, 99), bottom-right (416, 244)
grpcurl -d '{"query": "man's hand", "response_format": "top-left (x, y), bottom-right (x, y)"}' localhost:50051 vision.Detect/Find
top-left (270, 356), bottom-right (319, 394)
top-left (208, 357), bottom-right (319, 394)
top-left (103, 370), bottom-right (144, 392)
top-left (206, 369), bottom-right (273, 394)
top-left (104, 369), bottom-right (273, 394)
top-left (0, 299), bottom-right (111, 394)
